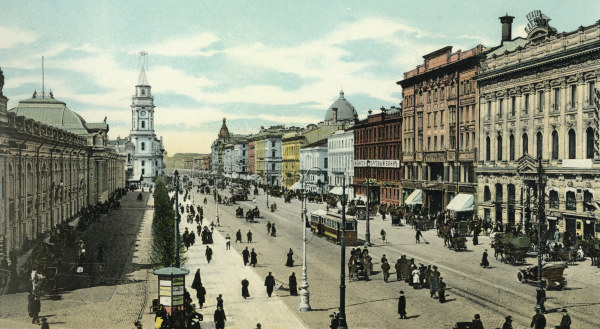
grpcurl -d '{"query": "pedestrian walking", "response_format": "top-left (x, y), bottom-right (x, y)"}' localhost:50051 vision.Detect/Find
top-left (40, 317), bottom-right (49, 329)
top-left (438, 277), bottom-right (446, 303)
top-left (241, 278), bottom-right (250, 299)
top-left (225, 234), bottom-right (231, 250)
top-left (196, 284), bottom-right (206, 308)
top-left (471, 314), bottom-right (484, 329)
top-left (236, 230), bottom-right (242, 243)
top-left (242, 247), bottom-right (250, 266)
top-left (481, 249), bottom-right (490, 268)
top-left (250, 248), bottom-right (258, 267)
top-left (267, 221), bottom-right (271, 234)
top-left (28, 294), bottom-right (41, 324)
top-left (380, 229), bottom-right (386, 244)
top-left (394, 258), bottom-right (402, 281)
top-left (531, 307), bottom-right (546, 329)
top-left (502, 316), bottom-right (513, 329)
top-left (289, 272), bottom-right (298, 296)
top-left (247, 230), bottom-right (253, 243)
top-left (398, 291), bottom-right (407, 319)
top-left (415, 229), bottom-right (423, 243)
top-left (265, 272), bottom-right (276, 297)
top-left (285, 248), bottom-right (294, 267)
top-left (214, 306), bottom-right (227, 329)
top-left (192, 268), bottom-right (202, 290)
top-left (216, 294), bottom-right (224, 309)
top-left (536, 288), bottom-right (546, 313)
top-left (381, 261), bottom-right (390, 283)
top-left (559, 309), bottom-right (571, 329)
top-left (412, 267), bottom-right (420, 289)
top-left (430, 266), bottom-right (439, 298)
top-left (205, 245), bottom-right (213, 263)
top-left (271, 223), bottom-right (277, 237)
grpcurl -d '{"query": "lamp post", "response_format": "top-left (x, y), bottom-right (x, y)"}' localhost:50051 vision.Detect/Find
top-left (365, 159), bottom-right (371, 246)
top-left (337, 172), bottom-right (348, 329)
top-left (174, 170), bottom-right (181, 267)
top-left (535, 156), bottom-right (546, 310)
top-left (265, 166), bottom-right (270, 208)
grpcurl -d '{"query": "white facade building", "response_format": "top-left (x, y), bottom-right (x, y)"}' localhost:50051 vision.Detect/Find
top-left (327, 129), bottom-right (354, 197)
top-left (300, 139), bottom-right (328, 193)
top-left (233, 140), bottom-right (248, 179)
top-left (264, 137), bottom-right (283, 186)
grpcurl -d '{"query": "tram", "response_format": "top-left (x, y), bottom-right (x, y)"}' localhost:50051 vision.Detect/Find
top-left (310, 210), bottom-right (358, 246)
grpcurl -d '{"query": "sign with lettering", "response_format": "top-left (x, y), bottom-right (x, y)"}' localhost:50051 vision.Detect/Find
top-left (354, 159), bottom-right (400, 168)
top-left (172, 295), bottom-right (184, 306)
top-left (525, 10), bottom-right (550, 35)
top-left (160, 286), bottom-right (172, 296)
top-left (159, 280), bottom-right (172, 287)
top-left (172, 285), bottom-right (184, 295)
top-left (172, 276), bottom-right (184, 286)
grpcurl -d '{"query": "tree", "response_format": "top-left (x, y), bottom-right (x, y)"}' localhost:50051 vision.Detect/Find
top-left (151, 178), bottom-right (186, 268)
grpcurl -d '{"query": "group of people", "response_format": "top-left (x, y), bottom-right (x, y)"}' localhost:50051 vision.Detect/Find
top-left (392, 256), bottom-right (447, 303)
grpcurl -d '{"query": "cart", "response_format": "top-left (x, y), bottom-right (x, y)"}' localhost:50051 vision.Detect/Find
top-left (516, 262), bottom-right (568, 290)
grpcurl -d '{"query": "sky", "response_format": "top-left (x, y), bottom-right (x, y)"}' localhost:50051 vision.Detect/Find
top-left (1, 1), bottom-right (598, 154)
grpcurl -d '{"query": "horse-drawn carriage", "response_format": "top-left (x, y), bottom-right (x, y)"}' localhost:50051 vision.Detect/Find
top-left (231, 187), bottom-right (248, 201)
top-left (517, 262), bottom-right (568, 290)
top-left (235, 207), bottom-right (244, 218)
top-left (492, 234), bottom-right (531, 265)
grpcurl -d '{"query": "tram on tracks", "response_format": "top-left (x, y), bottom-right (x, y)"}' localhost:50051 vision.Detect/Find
top-left (310, 210), bottom-right (358, 246)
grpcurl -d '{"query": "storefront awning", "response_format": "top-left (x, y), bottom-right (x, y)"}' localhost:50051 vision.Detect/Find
top-left (404, 189), bottom-right (422, 205)
top-left (446, 193), bottom-right (474, 212)
top-left (127, 174), bottom-right (143, 182)
top-left (329, 186), bottom-right (343, 195)
top-left (290, 182), bottom-right (302, 190)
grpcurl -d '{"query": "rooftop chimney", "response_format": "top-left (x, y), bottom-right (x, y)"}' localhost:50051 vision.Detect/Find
top-left (332, 107), bottom-right (338, 124)
top-left (500, 14), bottom-right (515, 42)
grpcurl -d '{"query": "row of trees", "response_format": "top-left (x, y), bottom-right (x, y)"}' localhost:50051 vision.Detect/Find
top-left (151, 178), bottom-right (186, 268)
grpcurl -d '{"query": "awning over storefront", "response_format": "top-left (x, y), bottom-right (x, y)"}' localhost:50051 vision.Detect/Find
top-left (127, 174), bottom-right (143, 182)
top-left (446, 193), bottom-right (474, 212)
top-left (290, 182), bottom-right (302, 190)
top-left (404, 189), bottom-right (422, 205)
top-left (329, 186), bottom-right (343, 195)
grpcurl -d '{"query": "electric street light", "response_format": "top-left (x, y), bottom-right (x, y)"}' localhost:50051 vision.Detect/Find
top-left (174, 170), bottom-right (181, 267)
top-left (333, 170), bottom-right (348, 329)
top-left (365, 159), bottom-right (372, 246)
top-left (535, 156), bottom-right (546, 311)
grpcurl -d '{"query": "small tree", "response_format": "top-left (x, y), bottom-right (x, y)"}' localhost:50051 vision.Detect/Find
top-left (151, 178), bottom-right (186, 268)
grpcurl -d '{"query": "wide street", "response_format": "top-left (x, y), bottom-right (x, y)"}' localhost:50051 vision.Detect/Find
top-left (189, 181), bottom-right (600, 329)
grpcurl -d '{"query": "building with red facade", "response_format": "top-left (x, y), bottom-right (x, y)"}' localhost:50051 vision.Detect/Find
top-left (398, 45), bottom-right (483, 213)
top-left (353, 106), bottom-right (403, 205)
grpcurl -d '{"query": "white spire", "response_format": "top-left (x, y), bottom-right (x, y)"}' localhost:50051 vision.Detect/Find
top-left (138, 67), bottom-right (149, 86)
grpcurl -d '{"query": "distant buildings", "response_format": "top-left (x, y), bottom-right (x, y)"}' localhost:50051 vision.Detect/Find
top-left (327, 129), bottom-right (354, 197)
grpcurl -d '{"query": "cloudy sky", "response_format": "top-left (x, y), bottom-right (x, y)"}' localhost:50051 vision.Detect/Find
top-left (1, 1), bottom-right (597, 154)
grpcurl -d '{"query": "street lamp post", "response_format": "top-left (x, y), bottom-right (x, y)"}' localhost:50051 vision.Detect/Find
top-left (266, 166), bottom-right (270, 208)
top-left (174, 170), bottom-right (181, 267)
top-left (365, 159), bottom-right (371, 246)
top-left (536, 156), bottom-right (546, 310)
top-left (298, 169), bottom-right (311, 311)
top-left (337, 173), bottom-right (348, 329)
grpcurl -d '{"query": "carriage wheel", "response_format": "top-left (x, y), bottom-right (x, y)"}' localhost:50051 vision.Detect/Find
top-left (509, 255), bottom-right (516, 265)
top-left (516, 271), bottom-right (526, 283)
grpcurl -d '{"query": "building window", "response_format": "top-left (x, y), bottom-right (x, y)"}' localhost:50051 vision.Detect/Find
top-left (324, 158), bottom-right (328, 169)
top-left (511, 96), bottom-right (516, 116)
top-left (440, 110), bottom-right (444, 125)
top-left (142, 160), bottom-right (145, 166)
top-left (524, 94), bottom-right (529, 114)
top-left (509, 134), bottom-right (515, 161)
top-left (272, 150), bottom-right (276, 158)
top-left (441, 136), bottom-right (444, 149)
top-left (484, 186), bottom-right (491, 201)
top-left (549, 190), bottom-right (559, 209)
top-left (486, 101), bottom-right (491, 120)
top-left (571, 85), bottom-right (577, 107)
top-left (538, 91), bottom-right (545, 112)
top-left (552, 130), bottom-right (559, 160)
top-left (497, 135), bottom-right (502, 161)
top-left (587, 127), bottom-right (595, 159)
top-left (589, 81), bottom-right (596, 106)
top-left (568, 129), bottom-right (576, 159)
top-left (141, 142), bottom-right (145, 151)
top-left (434, 136), bottom-right (438, 150)
top-left (553, 88), bottom-right (560, 111)
top-left (271, 163), bottom-right (275, 171)
top-left (272, 141), bottom-right (276, 147)
top-left (522, 133), bottom-right (529, 155)
top-left (536, 132), bottom-right (543, 159)
top-left (485, 136), bottom-right (490, 161)
top-left (142, 168), bottom-right (145, 175)
top-left (566, 191), bottom-right (576, 210)
top-left (427, 137), bottom-right (431, 150)
top-left (141, 121), bottom-right (146, 128)
top-left (498, 99), bottom-right (503, 118)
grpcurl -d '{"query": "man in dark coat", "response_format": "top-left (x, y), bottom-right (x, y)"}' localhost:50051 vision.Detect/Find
top-left (265, 272), bottom-right (276, 297)
top-left (250, 248), bottom-right (258, 267)
top-left (216, 294), bottom-right (224, 309)
top-left (559, 309), bottom-right (571, 329)
top-left (196, 284), bottom-right (206, 308)
top-left (415, 229), bottom-right (423, 243)
top-left (471, 314), bottom-right (484, 329)
top-left (247, 230), bottom-right (253, 243)
top-left (28, 295), bottom-right (41, 324)
top-left (530, 307), bottom-right (546, 329)
top-left (236, 230), bottom-right (242, 243)
top-left (394, 258), bottom-right (402, 281)
top-left (381, 261), bottom-right (391, 283)
top-left (192, 269), bottom-right (202, 290)
top-left (271, 223), bottom-right (277, 237)
top-left (214, 306), bottom-right (227, 329)
top-left (242, 247), bottom-right (250, 266)
top-left (289, 272), bottom-right (298, 296)
top-left (285, 248), bottom-right (294, 267)
top-left (205, 246), bottom-right (213, 263)
top-left (398, 291), bottom-right (407, 319)
top-left (502, 316), bottom-right (513, 329)
top-left (241, 278), bottom-right (250, 299)
top-left (481, 249), bottom-right (490, 268)
top-left (438, 277), bottom-right (446, 303)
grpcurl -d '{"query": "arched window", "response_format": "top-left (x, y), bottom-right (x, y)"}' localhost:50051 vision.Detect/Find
top-left (568, 129), bottom-right (576, 159)
top-left (497, 135), bottom-right (503, 161)
top-left (522, 133), bottom-right (529, 155)
top-left (485, 137), bottom-right (490, 161)
top-left (549, 190), bottom-right (559, 209)
top-left (495, 183), bottom-right (503, 224)
top-left (536, 132), bottom-right (543, 159)
top-left (586, 127), bottom-right (594, 159)
top-left (509, 134), bottom-right (515, 161)
top-left (552, 130), bottom-right (559, 160)
top-left (566, 191), bottom-right (576, 211)
top-left (583, 190), bottom-right (594, 211)
top-left (484, 186), bottom-right (491, 201)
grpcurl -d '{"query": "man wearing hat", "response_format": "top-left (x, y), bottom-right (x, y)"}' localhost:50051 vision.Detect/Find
top-left (41, 318), bottom-right (49, 329)
top-left (471, 314), bottom-right (484, 329)
top-left (559, 308), bottom-right (571, 329)
top-left (438, 277), bottom-right (446, 303)
top-left (397, 291), bottom-right (407, 319)
top-left (481, 249), bottom-right (489, 268)
top-left (530, 306), bottom-right (546, 329)
top-left (502, 315), bottom-right (513, 329)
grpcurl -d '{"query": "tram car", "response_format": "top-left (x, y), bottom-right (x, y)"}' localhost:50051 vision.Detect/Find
top-left (310, 210), bottom-right (358, 246)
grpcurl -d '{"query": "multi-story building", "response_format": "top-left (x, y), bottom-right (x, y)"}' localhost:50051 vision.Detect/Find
top-left (251, 125), bottom-right (301, 186)
top-left (353, 107), bottom-right (403, 205)
top-left (210, 118), bottom-right (247, 175)
top-left (327, 129), bottom-right (354, 197)
top-left (398, 44), bottom-right (484, 213)
top-left (232, 139), bottom-right (248, 179)
top-left (300, 138), bottom-right (329, 194)
top-left (1, 70), bottom-right (125, 255)
top-left (248, 140), bottom-right (256, 176)
top-left (282, 90), bottom-right (356, 189)
top-left (476, 13), bottom-right (600, 239)
top-left (192, 154), bottom-right (211, 172)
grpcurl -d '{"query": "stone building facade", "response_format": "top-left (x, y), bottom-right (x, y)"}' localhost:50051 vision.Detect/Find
top-left (300, 139), bottom-right (328, 193)
top-left (398, 45), bottom-right (483, 213)
top-left (476, 14), bottom-right (600, 239)
top-left (1, 71), bottom-right (125, 254)
top-left (353, 107), bottom-right (403, 205)
top-left (327, 129), bottom-right (354, 198)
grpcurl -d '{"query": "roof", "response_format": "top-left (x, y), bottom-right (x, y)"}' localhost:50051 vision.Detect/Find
top-left (153, 266), bottom-right (190, 276)
top-left (218, 118), bottom-right (230, 138)
top-left (302, 138), bottom-right (328, 149)
top-left (9, 94), bottom-right (90, 136)
top-left (324, 90), bottom-right (357, 123)
top-left (138, 67), bottom-right (149, 86)
top-left (485, 37), bottom-right (529, 58)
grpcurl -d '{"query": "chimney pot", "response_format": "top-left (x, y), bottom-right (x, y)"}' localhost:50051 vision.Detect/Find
top-left (499, 14), bottom-right (515, 42)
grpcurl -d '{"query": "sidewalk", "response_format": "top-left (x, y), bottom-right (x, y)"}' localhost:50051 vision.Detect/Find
top-left (151, 196), bottom-right (308, 329)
